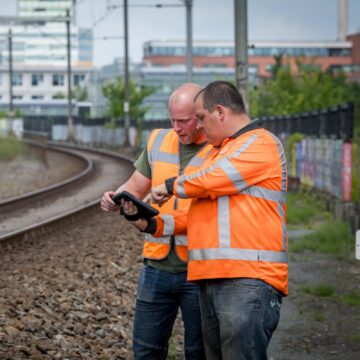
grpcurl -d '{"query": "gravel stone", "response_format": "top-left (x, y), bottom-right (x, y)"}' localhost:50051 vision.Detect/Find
top-left (1, 147), bottom-right (358, 359)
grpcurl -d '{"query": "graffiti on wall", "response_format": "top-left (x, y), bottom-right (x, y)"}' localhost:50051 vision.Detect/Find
top-left (289, 137), bottom-right (352, 201)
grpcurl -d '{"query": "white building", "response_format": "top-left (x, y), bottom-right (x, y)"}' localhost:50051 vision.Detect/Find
top-left (18, 0), bottom-right (74, 18)
top-left (0, 0), bottom-right (93, 116)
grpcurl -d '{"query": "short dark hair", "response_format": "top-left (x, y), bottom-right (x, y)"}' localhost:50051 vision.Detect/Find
top-left (195, 81), bottom-right (246, 114)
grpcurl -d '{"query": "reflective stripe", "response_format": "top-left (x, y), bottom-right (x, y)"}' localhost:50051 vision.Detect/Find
top-left (175, 235), bottom-right (187, 246)
top-left (144, 234), bottom-right (187, 246)
top-left (177, 134), bottom-right (259, 197)
top-left (188, 156), bottom-right (205, 168)
top-left (231, 134), bottom-right (259, 158)
top-left (186, 144), bottom-right (212, 169)
top-left (217, 134), bottom-right (258, 191)
top-left (268, 132), bottom-right (287, 192)
top-left (148, 129), bottom-right (170, 167)
top-left (218, 196), bottom-right (231, 248)
top-left (218, 157), bottom-right (247, 192)
top-left (176, 165), bottom-right (216, 198)
top-left (241, 186), bottom-right (286, 203)
top-left (152, 151), bottom-right (178, 164)
top-left (160, 214), bottom-right (175, 236)
top-left (278, 202), bottom-right (287, 251)
top-left (144, 233), bottom-right (170, 244)
top-left (176, 174), bottom-right (188, 198)
top-left (189, 248), bottom-right (288, 263)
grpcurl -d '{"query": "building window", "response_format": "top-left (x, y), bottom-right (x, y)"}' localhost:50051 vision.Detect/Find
top-left (298, 64), bottom-right (321, 72)
top-left (248, 64), bottom-right (259, 75)
top-left (12, 74), bottom-right (22, 86)
top-left (52, 74), bottom-right (64, 86)
top-left (32, 74), bottom-right (44, 86)
top-left (12, 95), bottom-right (22, 100)
top-left (329, 64), bottom-right (353, 73)
top-left (74, 74), bottom-right (85, 87)
top-left (31, 95), bottom-right (44, 100)
top-left (203, 63), bottom-right (227, 68)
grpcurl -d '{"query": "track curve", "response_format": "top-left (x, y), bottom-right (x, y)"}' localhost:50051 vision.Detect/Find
top-left (0, 143), bottom-right (134, 241)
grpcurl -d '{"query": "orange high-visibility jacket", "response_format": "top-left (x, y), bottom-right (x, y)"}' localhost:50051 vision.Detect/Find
top-left (144, 128), bottom-right (212, 262)
top-left (158, 127), bottom-right (288, 294)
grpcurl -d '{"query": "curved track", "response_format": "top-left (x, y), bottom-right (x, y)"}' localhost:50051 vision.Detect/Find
top-left (0, 143), bottom-right (134, 241)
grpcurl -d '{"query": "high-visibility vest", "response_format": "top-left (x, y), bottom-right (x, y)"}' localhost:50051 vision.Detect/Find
top-left (173, 128), bottom-right (289, 294)
top-left (144, 128), bottom-right (212, 262)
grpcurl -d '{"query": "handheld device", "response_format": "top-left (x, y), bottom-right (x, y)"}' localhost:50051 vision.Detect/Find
top-left (111, 191), bottom-right (159, 220)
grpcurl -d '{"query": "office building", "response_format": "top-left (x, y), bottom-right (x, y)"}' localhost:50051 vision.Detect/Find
top-left (143, 39), bottom-right (356, 79)
top-left (0, 0), bottom-right (93, 115)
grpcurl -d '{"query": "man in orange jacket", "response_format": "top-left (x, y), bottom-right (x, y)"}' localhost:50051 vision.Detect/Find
top-left (101, 83), bottom-right (209, 359)
top-left (151, 81), bottom-right (288, 359)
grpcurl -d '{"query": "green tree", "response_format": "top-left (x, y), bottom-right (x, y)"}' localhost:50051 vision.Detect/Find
top-left (102, 77), bottom-right (154, 120)
top-left (250, 57), bottom-right (360, 203)
top-left (52, 91), bottom-right (65, 99)
top-left (102, 77), bottom-right (155, 146)
top-left (250, 59), bottom-right (360, 119)
top-left (71, 86), bottom-right (88, 101)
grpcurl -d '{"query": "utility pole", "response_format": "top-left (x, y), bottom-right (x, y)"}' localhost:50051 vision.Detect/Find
top-left (123, 0), bottom-right (130, 146)
top-left (184, 0), bottom-right (193, 82)
top-left (337, 0), bottom-right (348, 41)
top-left (8, 28), bottom-right (14, 135)
top-left (234, 0), bottom-right (248, 111)
top-left (66, 9), bottom-right (74, 142)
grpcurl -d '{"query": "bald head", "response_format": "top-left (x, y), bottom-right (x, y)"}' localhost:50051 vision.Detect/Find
top-left (168, 83), bottom-right (201, 110)
top-left (168, 83), bottom-right (205, 145)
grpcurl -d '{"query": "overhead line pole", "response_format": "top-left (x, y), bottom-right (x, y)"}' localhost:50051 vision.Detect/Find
top-left (184, 0), bottom-right (193, 82)
top-left (123, 0), bottom-right (130, 146)
top-left (8, 28), bottom-right (14, 135)
top-left (66, 9), bottom-right (74, 142)
top-left (234, 0), bottom-right (248, 111)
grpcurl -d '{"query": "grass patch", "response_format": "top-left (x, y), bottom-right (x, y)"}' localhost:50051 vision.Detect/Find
top-left (310, 312), bottom-right (326, 322)
top-left (0, 135), bottom-right (24, 161)
top-left (301, 284), bottom-right (335, 297)
top-left (338, 291), bottom-right (360, 307)
top-left (289, 220), bottom-right (352, 254)
top-left (349, 333), bottom-right (360, 343)
top-left (301, 284), bottom-right (360, 309)
top-left (287, 192), bottom-right (328, 227)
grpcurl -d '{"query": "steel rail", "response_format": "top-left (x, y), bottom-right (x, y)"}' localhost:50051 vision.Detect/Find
top-left (0, 142), bottom-right (134, 242)
top-left (0, 140), bottom-right (93, 212)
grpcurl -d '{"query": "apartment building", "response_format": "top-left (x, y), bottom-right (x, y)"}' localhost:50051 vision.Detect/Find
top-left (0, 0), bottom-right (93, 115)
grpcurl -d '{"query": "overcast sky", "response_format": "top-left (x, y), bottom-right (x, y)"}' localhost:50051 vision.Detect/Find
top-left (2, 0), bottom-right (360, 67)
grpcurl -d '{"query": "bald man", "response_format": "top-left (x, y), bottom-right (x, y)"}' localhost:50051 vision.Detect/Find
top-left (101, 83), bottom-right (208, 360)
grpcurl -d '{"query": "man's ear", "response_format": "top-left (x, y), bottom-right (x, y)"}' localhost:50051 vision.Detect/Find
top-left (216, 105), bottom-right (225, 121)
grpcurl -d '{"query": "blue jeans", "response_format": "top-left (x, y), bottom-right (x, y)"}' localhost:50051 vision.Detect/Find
top-left (133, 264), bottom-right (205, 360)
top-left (199, 278), bottom-right (282, 360)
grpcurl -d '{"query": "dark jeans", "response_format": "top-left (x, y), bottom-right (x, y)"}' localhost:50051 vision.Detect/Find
top-left (199, 278), bottom-right (282, 360)
top-left (133, 264), bottom-right (205, 360)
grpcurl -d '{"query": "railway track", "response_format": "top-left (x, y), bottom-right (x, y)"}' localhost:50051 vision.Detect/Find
top-left (0, 142), bottom-right (134, 242)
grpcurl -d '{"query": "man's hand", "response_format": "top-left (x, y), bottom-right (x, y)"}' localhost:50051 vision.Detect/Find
top-left (129, 218), bottom-right (149, 232)
top-left (151, 184), bottom-right (171, 206)
top-left (101, 191), bottom-right (118, 212)
top-left (120, 198), bottom-right (149, 231)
